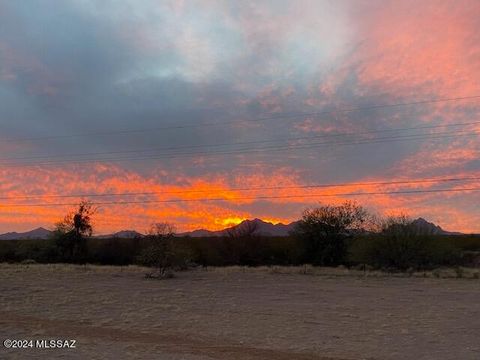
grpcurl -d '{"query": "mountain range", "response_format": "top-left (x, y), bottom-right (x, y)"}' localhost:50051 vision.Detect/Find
top-left (0, 218), bottom-right (466, 240)
top-left (178, 218), bottom-right (301, 237)
top-left (0, 227), bottom-right (52, 240)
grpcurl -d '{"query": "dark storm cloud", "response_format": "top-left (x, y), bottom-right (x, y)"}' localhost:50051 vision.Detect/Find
top-left (0, 1), bottom-right (250, 170)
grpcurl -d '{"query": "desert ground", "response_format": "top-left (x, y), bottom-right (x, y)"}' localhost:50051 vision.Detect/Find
top-left (1, 264), bottom-right (479, 360)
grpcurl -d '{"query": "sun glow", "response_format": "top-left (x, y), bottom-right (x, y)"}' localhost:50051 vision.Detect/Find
top-left (215, 217), bottom-right (248, 227)
top-left (261, 218), bottom-right (285, 225)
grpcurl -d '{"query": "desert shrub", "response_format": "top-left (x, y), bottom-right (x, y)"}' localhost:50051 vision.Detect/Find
top-left (216, 236), bottom-right (243, 265)
top-left (189, 237), bottom-right (223, 267)
top-left (136, 223), bottom-right (192, 278)
top-left (53, 231), bottom-right (91, 264)
top-left (88, 237), bottom-right (143, 265)
top-left (448, 235), bottom-right (480, 251)
top-left (459, 251), bottom-right (480, 267)
top-left (0, 241), bottom-right (16, 262)
top-left (137, 239), bottom-right (173, 273)
top-left (0, 232), bottom-right (465, 270)
top-left (20, 259), bottom-right (37, 264)
top-left (12, 239), bottom-right (59, 263)
top-left (0, 239), bottom-right (58, 263)
top-left (348, 234), bottom-right (460, 270)
top-left (264, 237), bottom-right (304, 265)
top-left (454, 267), bottom-right (465, 278)
top-left (169, 238), bottom-right (195, 270)
top-left (348, 215), bottom-right (461, 270)
top-left (293, 201), bottom-right (371, 266)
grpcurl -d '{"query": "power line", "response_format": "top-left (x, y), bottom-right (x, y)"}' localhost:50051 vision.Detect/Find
top-left (1, 176), bottom-right (479, 201)
top-left (2, 119), bottom-right (479, 163)
top-left (2, 176), bottom-right (479, 200)
top-left (2, 131), bottom-right (476, 166)
top-left (2, 94), bottom-right (480, 143)
top-left (1, 187), bottom-right (479, 208)
top-left (2, 130), bottom-right (478, 167)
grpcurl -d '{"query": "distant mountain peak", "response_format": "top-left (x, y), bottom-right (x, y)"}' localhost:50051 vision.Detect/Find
top-left (413, 217), bottom-right (430, 224)
top-left (239, 218), bottom-right (267, 226)
top-left (179, 218), bottom-right (299, 237)
top-left (410, 217), bottom-right (450, 235)
top-left (0, 227), bottom-right (52, 240)
top-left (95, 230), bottom-right (144, 239)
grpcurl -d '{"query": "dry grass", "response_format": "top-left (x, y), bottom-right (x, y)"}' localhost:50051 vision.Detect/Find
top-left (203, 264), bottom-right (480, 279)
top-left (1, 263), bottom-right (480, 359)
top-left (4, 262), bottom-right (480, 279)
top-left (0, 262), bottom-right (149, 274)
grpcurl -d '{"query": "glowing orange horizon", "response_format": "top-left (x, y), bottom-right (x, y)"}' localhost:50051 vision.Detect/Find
top-left (0, 163), bottom-right (479, 234)
top-left (1, 2), bottom-right (480, 235)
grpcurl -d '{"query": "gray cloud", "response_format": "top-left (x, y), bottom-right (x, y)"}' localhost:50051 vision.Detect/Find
top-left (0, 0), bottom-right (479, 232)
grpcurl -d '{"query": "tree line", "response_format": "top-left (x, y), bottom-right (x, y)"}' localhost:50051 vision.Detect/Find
top-left (1, 200), bottom-right (479, 272)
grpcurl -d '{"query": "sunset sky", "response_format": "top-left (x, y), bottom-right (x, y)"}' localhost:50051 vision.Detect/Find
top-left (0, 0), bottom-right (479, 234)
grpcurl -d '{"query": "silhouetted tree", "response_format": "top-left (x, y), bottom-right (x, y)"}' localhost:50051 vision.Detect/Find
top-left (138, 222), bottom-right (178, 278)
top-left (294, 201), bottom-right (370, 266)
top-left (222, 221), bottom-right (262, 265)
top-left (53, 200), bottom-right (95, 263)
top-left (349, 214), bottom-right (460, 270)
top-left (377, 214), bottom-right (454, 269)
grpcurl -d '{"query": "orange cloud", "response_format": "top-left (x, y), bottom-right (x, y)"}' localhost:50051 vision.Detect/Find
top-left (0, 162), bottom-right (479, 234)
top-left (352, 1), bottom-right (480, 99)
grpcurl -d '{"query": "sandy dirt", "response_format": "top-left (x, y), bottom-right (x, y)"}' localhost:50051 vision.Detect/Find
top-left (1, 264), bottom-right (479, 360)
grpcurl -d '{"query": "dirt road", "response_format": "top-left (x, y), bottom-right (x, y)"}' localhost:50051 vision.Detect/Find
top-left (1, 264), bottom-right (479, 359)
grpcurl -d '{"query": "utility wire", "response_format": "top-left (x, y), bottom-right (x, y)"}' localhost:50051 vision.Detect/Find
top-left (1, 130), bottom-right (478, 167)
top-left (2, 119), bottom-right (479, 162)
top-left (2, 94), bottom-right (480, 143)
top-left (0, 176), bottom-right (478, 201)
top-left (1, 187), bottom-right (479, 208)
